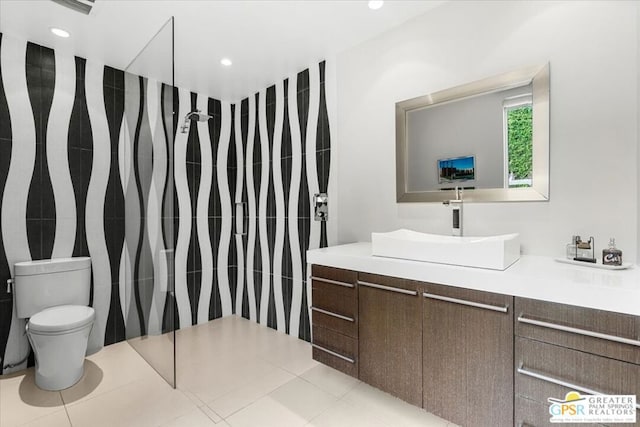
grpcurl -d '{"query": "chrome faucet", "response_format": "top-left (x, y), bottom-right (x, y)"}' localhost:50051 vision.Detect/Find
top-left (443, 186), bottom-right (463, 236)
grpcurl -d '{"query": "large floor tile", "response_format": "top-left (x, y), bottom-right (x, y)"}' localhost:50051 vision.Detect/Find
top-left (225, 396), bottom-right (309, 427)
top-left (161, 406), bottom-right (218, 427)
top-left (226, 377), bottom-right (338, 427)
top-left (300, 364), bottom-right (360, 398)
top-left (178, 354), bottom-right (279, 403)
top-left (19, 410), bottom-right (71, 427)
top-left (206, 367), bottom-right (295, 418)
top-left (0, 369), bottom-right (65, 427)
top-left (267, 377), bottom-right (339, 421)
top-left (306, 400), bottom-right (388, 427)
top-left (60, 341), bottom-right (159, 405)
top-left (198, 404), bottom-right (223, 423)
top-left (65, 374), bottom-right (196, 427)
top-left (176, 317), bottom-right (268, 365)
top-left (342, 382), bottom-right (449, 427)
top-left (257, 338), bottom-right (319, 376)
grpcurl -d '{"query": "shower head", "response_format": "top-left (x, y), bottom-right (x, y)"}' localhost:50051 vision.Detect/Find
top-left (186, 110), bottom-right (213, 122)
top-left (180, 110), bottom-right (212, 133)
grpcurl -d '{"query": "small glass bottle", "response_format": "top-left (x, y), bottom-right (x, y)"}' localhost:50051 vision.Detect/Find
top-left (602, 238), bottom-right (623, 266)
top-left (566, 235), bottom-right (579, 260)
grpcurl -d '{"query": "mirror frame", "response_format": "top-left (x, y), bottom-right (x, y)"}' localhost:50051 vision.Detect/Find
top-left (396, 63), bottom-right (550, 203)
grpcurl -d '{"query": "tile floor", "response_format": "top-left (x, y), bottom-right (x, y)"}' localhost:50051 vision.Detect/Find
top-left (0, 315), bottom-right (455, 427)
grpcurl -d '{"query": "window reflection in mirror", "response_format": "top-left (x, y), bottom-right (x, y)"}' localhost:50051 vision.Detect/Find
top-left (503, 94), bottom-right (533, 188)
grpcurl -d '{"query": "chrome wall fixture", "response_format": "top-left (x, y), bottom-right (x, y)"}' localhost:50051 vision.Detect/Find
top-left (313, 193), bottom-right (328, 221)
top-left (180, 109), bottom-right (213, 134)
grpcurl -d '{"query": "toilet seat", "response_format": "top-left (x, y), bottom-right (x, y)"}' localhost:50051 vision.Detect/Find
top-left (28, 305), bottom-right (95, 335)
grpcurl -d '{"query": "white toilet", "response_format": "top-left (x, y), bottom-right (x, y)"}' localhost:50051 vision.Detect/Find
top-left (14, 257), bottom-right (95, 391)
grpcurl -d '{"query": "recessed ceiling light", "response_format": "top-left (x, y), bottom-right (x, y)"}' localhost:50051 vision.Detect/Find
top-left (50, 27), bottom-right (70, 38)
top-left (220, 58), bottom-right (232, 67)
top-left (368, 1), bottom-right (384, 10)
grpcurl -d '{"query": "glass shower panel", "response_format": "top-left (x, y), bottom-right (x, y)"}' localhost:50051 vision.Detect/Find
top-left (123, 17), bottom-right (176, 388)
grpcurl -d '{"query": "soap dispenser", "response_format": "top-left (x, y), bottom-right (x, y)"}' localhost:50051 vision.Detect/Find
top-left (602, 238), bottom-right (623, 266)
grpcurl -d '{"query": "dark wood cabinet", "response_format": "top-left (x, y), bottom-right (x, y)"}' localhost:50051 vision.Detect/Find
top-left (310, 265), bottom-right (359, 377)
top-left (358, 273), bottom-right (423, 407)
top-left (310, 263), bottom-right (640, 427)
top-left (515, 298), bottom-right (640, 427)
top-left (421, 283), bottom-right (514, 427)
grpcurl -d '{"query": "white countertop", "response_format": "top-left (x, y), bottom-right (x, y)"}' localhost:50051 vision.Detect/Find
top-left (307, 242), bottom-right (640, 316)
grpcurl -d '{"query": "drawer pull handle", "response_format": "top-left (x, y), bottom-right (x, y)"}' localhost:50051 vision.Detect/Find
top-left (517, 366), bottom-right (640, 409)
top-left (311, 276), bottom-right (355, 288)
top-left (357, 281), bottom-right (418, 296)
top-left (311, 307), bottom-right (355, 322)
top-left (517, 316), bottom-right (640, 347)
top-left (312, 343), bottom-right (355, 364)
top-left (423, 292), bottom-right (508, 313)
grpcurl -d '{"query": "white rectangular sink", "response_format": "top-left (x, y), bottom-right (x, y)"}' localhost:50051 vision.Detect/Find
top-left (371, 229), bottom-right (520, 271)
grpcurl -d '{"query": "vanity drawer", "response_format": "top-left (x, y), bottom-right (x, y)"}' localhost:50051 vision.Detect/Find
top-left (312, 325), bottom-right (358, 378)
top-left (516, 337), bottom-right (640, 406)
top-left (311, 265), bottom-right (357, 318)
top-left (311, 306), bottom-right (356, 338)
top-left (515, 297), bottom-right (640, 365)
top-left (515, 396), bottom-right (610, 427)
top-left (311, 279), bottom-right (357, 320)
top-left (311, 265), bottom-right (357, 285)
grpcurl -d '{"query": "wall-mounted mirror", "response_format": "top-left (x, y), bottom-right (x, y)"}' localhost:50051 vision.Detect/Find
top-left (396, 63), bottom-right (549, 203)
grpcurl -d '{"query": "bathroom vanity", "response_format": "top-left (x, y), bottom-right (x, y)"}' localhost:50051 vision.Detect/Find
top-left (307, 243), bottom-right (640, 427)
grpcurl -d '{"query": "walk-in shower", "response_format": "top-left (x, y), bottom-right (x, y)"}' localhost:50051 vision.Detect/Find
top-left (180, 109), bottom-right (212, 133)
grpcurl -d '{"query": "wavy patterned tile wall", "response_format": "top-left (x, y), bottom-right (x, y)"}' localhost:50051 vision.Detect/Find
top-left (0, 33), bottom-right (332, 374)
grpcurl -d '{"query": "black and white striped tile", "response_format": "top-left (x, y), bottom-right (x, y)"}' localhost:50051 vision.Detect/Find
top-left (0, 32), bottom-right (334, 373)
top-left (1, 34), bottom-right (36, 373)
top-left (235, 61), bottom-right (333, 341)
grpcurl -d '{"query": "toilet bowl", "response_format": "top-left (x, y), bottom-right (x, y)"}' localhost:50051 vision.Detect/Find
top-left (14, 257), bottom-right (95, 391)
top-left (26, 305), bottom-right (95, 391)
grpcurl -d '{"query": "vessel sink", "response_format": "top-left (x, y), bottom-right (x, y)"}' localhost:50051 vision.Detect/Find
top-left (371, 229), bottom-right (520, 270)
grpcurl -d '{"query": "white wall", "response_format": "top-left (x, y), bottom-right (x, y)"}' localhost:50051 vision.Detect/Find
top-left (336, 1), bottom-right (638, 259)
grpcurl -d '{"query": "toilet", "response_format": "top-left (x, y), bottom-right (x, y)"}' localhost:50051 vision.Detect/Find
top-left (14, 257), bottom-right (95, 391)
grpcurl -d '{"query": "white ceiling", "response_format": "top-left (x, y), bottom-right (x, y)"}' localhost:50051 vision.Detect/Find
top-left (0, 0), bottom-right (443, 101)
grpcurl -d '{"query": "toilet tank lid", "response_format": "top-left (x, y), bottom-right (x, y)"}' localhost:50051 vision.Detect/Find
top-left (14, 257), bottom-right (91, 276)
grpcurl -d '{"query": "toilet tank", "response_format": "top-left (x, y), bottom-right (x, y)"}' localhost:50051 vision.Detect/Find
top-left (14, 257), bottom-right (92, 318)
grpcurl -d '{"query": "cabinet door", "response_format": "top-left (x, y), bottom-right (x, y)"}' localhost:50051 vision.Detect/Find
top-left (358, 273), bottom-right (422, 407)
top-left (516, 336), bottom-right (639, 427)
top-left (422, 283), bottom-right (513, 427)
